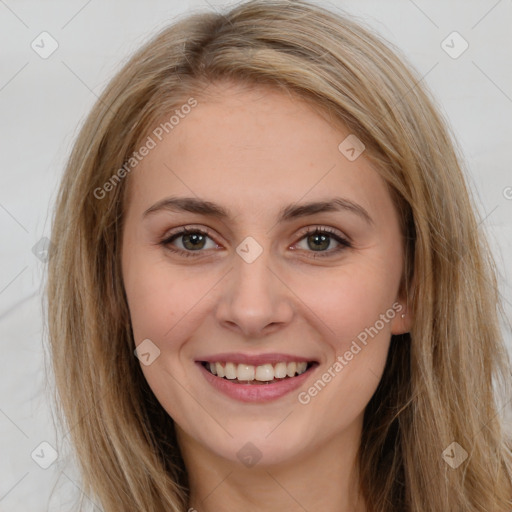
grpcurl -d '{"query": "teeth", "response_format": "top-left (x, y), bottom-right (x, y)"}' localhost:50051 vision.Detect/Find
top-left (225, 362), bottom-right (237, 380)
top-left (274, 362), bottom-right (288, 379)
top-left (255, 364), bottom-right (274, 382)
top-left (297, 362), bottom-right (307, 374)
top-left (216, 362), bottom-right (225, 378)
top-left (286, 362), bottom-right (297, 377)
top-left (205, 361), bottom-right (310, 381)
top-left (237, 364), bottom-right (255, 381)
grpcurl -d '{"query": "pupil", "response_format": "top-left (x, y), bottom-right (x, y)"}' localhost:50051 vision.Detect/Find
top-left (184, 233), bottom-right (205, 250)
top-left (309, 233), bottom-right (329, 251)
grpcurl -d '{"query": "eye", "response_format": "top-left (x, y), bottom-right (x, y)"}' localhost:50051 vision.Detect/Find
top-left (160, 225), bottom-right (351, 258)
top-left (160, 227), bottom-right (219, 257)
top-left (293, 226), bottom-right (351, 258)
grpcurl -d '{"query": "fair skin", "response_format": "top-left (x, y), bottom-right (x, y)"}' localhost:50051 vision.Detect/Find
top-left (121, 81), bottom-right (412, 512)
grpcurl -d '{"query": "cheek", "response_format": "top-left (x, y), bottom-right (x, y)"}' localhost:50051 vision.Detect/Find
top-left (123, 250), bottom-right (222, 350)
top-left (294, 259), bottom-right (401, 343)
top-left (123, 250), bottom-right (183, 343)
top-left (291, 257), bottom-right (400, 403)
top-left (124, 242), bottom-right (401, 346)
top-left (295, 265), bottom-right (400, 421)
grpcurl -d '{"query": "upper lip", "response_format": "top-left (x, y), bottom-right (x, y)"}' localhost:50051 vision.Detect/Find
top-left (196, 352), bottom-right (318, 366)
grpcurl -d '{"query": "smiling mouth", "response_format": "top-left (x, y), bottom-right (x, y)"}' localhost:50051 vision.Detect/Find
top-left (201, 361), bottom-right (318, 385)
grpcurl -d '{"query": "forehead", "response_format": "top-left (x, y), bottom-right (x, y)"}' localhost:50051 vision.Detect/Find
top-left (124, 82), bottom-right (390, 224)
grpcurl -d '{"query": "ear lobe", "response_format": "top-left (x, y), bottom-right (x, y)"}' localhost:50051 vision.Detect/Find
top-left (390, 302), bottom-right (413, 335)
top-left (392, 275), bottom-right (414, 334)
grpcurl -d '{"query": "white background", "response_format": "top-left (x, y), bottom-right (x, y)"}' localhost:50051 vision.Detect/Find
top-left (1, 0), bottom-right (511, 510)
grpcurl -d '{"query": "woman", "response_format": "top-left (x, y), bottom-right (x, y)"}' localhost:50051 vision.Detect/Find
top-left (46, 0), bottom-right (512, 510)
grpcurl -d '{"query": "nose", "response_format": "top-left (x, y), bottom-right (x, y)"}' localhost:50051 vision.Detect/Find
top-left (214, 245), bottom-right (294, 338)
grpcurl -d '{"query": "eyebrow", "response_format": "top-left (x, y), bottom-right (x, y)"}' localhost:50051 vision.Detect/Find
top-left (143, 196), bottom-right (373, 225)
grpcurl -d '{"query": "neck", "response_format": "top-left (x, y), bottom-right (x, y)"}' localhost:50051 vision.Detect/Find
top-left (177, 417), bottom-right (366, 512)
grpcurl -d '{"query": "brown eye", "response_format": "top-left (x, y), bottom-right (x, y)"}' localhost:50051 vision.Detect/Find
top-left (294, 227), bottom-right (351, 258)
top-left (179, 231), bottom-right (208, 250)
top-left (161, 227), bottom-right (219, 257)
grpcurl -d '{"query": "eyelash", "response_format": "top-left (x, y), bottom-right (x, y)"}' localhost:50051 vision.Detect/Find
top-left (160, 225), bottom-right (352, 259)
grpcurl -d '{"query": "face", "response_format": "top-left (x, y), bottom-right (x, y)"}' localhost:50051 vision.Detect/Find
top-left (121, 82), bottom-right (410, 467)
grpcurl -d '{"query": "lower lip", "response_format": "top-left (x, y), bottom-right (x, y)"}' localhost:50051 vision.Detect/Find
top-left (197, 362), bottom-right (317, 403)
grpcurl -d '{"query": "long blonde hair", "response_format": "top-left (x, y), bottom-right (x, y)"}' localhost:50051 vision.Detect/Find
top-left (46, 1), bottom-right (512, 510)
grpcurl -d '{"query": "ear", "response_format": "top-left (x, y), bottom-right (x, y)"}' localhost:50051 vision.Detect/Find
top-left (390, 288), bottom-right (413, 335)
